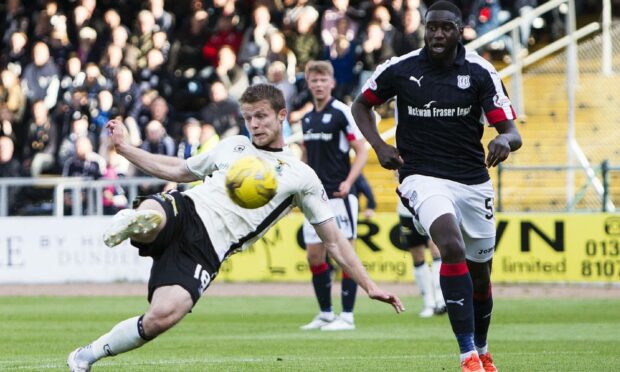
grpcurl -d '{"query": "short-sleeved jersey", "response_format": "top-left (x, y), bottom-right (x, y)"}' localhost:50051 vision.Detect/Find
top-left (184, 135), bottom-right (333, 261)
top-left (302, 97), bottom-right (363, 196)
top-left (361, 44), bottom-right (516, 185)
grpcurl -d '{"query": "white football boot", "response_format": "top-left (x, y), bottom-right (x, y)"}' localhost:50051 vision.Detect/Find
top-left (300, 313), bottom-right (337, 330)
top-left (320, 314), bottom-right (355, 331)
top-left (67, 348), bottom-right (91, 372)
top-left (103, 209), bottom-right (162, 247)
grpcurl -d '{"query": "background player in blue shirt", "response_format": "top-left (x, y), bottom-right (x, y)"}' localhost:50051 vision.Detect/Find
top-left (299, 60), bottom-right (369, 331)
top-left (352, 2), bottom-right (522, 371)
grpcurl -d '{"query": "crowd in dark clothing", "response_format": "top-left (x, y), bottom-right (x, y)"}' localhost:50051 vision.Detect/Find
top-left (0, 0), bottom-right (599, 215)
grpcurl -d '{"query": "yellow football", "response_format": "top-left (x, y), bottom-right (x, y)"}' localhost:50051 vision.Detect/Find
top-left (225, 156), bottom-right (278, 209)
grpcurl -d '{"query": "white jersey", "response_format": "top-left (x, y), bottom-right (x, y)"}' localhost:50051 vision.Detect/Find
top-left (184, 135), bottom-right (333, 261)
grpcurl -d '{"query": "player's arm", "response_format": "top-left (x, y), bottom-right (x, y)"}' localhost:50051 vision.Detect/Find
top-left (313, 219), bottom-right (405, 313)
top-left (107, 119), bottom-right (199, 183)
top-left (334, 138), bottom-right (368, 198)
top-left (351, 95), bottom-right (403, 170)
top-left (486, 119), bottom-right (522, 167)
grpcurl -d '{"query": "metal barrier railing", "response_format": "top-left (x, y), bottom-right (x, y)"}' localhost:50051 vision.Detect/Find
top-left (0, 177), bottom-right (173, 217)
top-left (497, 161), bottom-right (619, 212)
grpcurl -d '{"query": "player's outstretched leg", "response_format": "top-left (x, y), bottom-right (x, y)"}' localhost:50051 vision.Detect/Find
top-left (67, 286), bottom-right (192, 371)
top-left (321, 270), bottom-right (356, 331)
top-left (103, 201), bottom-right (164, 248)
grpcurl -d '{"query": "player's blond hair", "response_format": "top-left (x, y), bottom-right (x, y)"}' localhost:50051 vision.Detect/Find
top-left (304, 60), bottom-right (334, 79)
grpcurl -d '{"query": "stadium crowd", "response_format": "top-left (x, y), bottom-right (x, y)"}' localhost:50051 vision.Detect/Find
top-left (0, 0), bottom-right (600, 215)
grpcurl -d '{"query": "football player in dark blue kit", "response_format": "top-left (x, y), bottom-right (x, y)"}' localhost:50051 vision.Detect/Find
top-left (352, 2), bottom-right (522, 371)
top-left (299, 60), bottom-right (369, 331)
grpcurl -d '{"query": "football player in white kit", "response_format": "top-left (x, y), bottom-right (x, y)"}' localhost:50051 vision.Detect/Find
top-left (67, 84), bottom-right (404, 372)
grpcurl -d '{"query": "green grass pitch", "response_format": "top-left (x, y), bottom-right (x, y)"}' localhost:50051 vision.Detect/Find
top-left (1, 295), bottom-right (619, 371)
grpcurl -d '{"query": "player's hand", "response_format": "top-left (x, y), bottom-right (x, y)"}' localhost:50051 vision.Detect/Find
top-left (375, 143), bottom-right (403, 170)
top-left (333, 180), bottom-right (352, 198)
top-left (106, 119), bottom-right (128, 150)
top-left (486, 134), bottom-right (511, 168)
top-left (368, 287), bottom-right (405, 313)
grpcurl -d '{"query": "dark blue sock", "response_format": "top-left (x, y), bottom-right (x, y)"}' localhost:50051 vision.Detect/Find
top-left (440, 262), bottom-right (475, 354)
top-left (474, 286), bottom-right (493, 348)
top-left (311, 263), bottom-right (332, 312)
top-left (341, 272), bottom-right (357, 312)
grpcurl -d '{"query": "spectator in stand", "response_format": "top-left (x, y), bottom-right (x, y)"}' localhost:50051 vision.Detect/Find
top-left (392, 5), bottom-right (425, 55)
top-left (22, 100), bottom-right (59, 176)
top-left (57, 114), bottom-right (96, 167)
top-left (321, 0), bottom-right (359, 51)
top-left (131, 10), bottom-right (157, 71)
top-left (62, 136), bottom-right (106, 215)
top-left (62, 136), bottom-right (105, 179)
top-left (176, 117), bottom-right (202, 159)
top-left (324, 18), bottom-right (361, 102)
top-left (214, 45), bottom-right (250, 102)
top-left (0, 136), bottom-right (22, 214)
top-left (199, 81), bottom-right (244, 138)
top-left (285, 5), bottom-right (321, 77)
top-left (152, 30), bottom-right (171, 63)
top-left (82, 63), bottom-right (109, 102)
top-left (110, 25), bottom-right (140, 73)
top-left (76, 26), bottom-right (100, 65)
top-left (140, 119), bottom-right (175, 158)
top-left (22, 42), bottom-right (60, 110)
top-left (101, 145), bottom-right (129, 215)
top-left (113, 67), bottom-right (142, 145)
top-left (169, 9), bottom-right (209, 73)
top-left (359, 21), bottom-right (396, 93)
top-left (0, 0), bottom-right (30, 47)
top-left (148, 0), bottom-right (175, 36)
top-left (100, 44), bottom-right (123, 82)
top-left (0, 69), bottom-right (26, 132)
top-left (0, 136), bottom-right (21, 177)
top-left (267, 61), bottom-right (297, 114)
top-left (137, 48), bottom-right (173, 100)
top-left (59, 56), bottom-right (84, 105)
top-left (238, 4), bottom-right (278, 80)
top-left (91, 89), bottom-right (117, 136)
top-left (266, 31), bottom-right (297, 84)
top-left (1, 31), bottom-right (30, 76)
top-left (100, 8), bottom-right (123, 49)
top-left (202, 15), bottom-right (243, 66)
top-left (49, 23), bottom-right (74, 72)
top-left (197, 122), bottom-right (219, 154)
top-left (372, 5), bottom-right (398, 48)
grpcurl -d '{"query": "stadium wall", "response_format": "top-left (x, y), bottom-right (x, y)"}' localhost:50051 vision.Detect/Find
top-left (1, 213), bottom-right (619, 283)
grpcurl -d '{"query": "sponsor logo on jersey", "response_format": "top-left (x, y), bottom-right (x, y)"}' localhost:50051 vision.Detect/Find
top-left (407, 105), bottom-right (471, 118)
top-left (493, 94), bottom-right (511, 108)
top-left (303, 132), bottom-right (333, 141)
top-left (457, 75), bottom-right (470, 89)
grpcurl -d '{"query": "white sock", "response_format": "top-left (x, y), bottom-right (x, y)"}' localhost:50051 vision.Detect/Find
top-left (320, 311), bottom-right (335, 320)
top-left (339, 311), bottom-right (354, 323)
top-left (78, 316), bottom-right (149, 364)
top-left (460, 350), bottom-right (478, 362)
top-left (414, 263), bottom-right (435, 308)
top-left (431, 258), bottom-right (445, 306)
top-left (476, 344), bottom-right (489, 356)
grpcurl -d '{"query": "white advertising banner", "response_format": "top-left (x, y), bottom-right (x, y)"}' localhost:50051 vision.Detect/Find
top-left (0, 217), bottom-right (151, 283)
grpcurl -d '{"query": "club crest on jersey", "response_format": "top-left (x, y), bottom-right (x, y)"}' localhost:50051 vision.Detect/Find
top-left (322, 113), bottom-right (332, 123)
top-left (275, 159), bottom-right (287, 175)
top-left (457, 75), bottom-right (470, 89)
top-left (233, 145), bottom-right (246, 152)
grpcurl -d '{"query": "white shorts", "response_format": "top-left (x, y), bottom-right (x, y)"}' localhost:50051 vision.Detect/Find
top-left (303, 194), bottom-right (358, 245)
top-left (398, 175), bottom-right (496, 262)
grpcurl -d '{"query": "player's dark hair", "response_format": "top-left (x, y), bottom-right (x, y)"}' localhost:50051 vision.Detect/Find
top-left (426, 1), bottom-right (463, 24)
top-left (239, 84), bottom-right (286, 113)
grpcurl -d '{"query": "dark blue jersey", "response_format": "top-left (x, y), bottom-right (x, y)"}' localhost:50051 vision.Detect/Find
top-left (302, 97), bottom-right (362, 196)
top-left (361, 44), bottom-right (516, 185)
